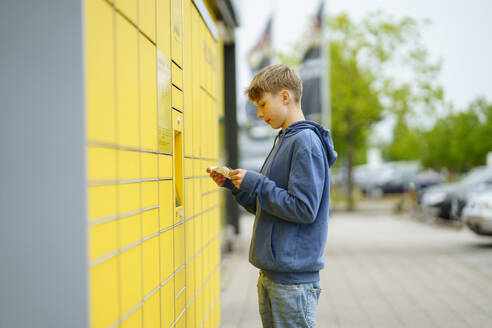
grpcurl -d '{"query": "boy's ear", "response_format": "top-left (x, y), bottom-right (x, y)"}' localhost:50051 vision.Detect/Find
top-left (281, 90), bottom-right (290, 104)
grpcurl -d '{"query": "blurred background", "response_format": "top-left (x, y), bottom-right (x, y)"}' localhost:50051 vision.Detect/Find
top-left (2, 0), bottom-right (492, 327)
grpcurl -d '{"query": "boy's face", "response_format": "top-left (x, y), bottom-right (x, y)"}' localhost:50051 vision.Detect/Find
top-left (255, 91), bottom-right (289, 130)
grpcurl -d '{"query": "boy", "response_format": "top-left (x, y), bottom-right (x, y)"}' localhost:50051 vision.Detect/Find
top-left (207, 64), bottom-right (337, 327)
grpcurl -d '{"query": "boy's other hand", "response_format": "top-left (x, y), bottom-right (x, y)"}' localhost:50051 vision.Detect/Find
top-left (206, 167), bottom-right (226, 187)
top-left (230, 169), bottom-right (247, 189)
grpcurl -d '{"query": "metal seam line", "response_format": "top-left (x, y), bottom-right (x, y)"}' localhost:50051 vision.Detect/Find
top-left (175, 286), bottom-right (186, 299)
top-left (89, 205), bottom-right (159, 227)
top-left (87, 140), bottom-right (172, 156)
top-left (89, 178), bottom-right (172, 186)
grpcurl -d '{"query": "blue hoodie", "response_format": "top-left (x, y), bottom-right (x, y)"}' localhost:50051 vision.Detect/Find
top-left (223, 120), bottom-right (337, 284)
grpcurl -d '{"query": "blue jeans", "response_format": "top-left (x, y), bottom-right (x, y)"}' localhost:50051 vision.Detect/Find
top-left (257, 271), bottom-right (322, 328)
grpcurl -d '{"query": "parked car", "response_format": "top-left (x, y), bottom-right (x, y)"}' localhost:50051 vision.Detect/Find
top-left (462, 187), bottom-right (492, 236)
top-left (360, 162), bottom-right (419, 196)
top-left (421, 166), bottom-right (492, 220)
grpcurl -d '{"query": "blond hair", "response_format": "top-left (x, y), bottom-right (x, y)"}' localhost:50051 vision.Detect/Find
top-left (244, 64), bottom-right (303, 103)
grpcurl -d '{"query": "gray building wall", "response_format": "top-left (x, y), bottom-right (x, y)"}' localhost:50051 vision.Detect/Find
top-left (0, 1), bottom-right (88, 327)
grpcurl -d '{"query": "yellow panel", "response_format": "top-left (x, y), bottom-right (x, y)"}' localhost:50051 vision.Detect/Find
top-left (116, 0), bottom-right (138, 25)
top-left (88, 185), bottom-right (117, 220)
top-left (160, 229), bottom-right (174, 281)
top-left (143, 291), bottom-right (160, 328)
top-left (121, 307), bottom-right (142, 328)
top-left (186, 301), bottom-right (195, 328)
top-left (184, 179), bottom-right (193, 218)
top-left (184, 158), bottom-right (193, 177)
top-left (142, 152), bottom-right (158, 179)
top-left (116, 14), bottom-right (139, 148)
top-left (174, 223), bottom-right (185, 269)
top-left (139, 0), bottom-right (156, 41)
top-left (86, 0), bottom-right (115, 144)
top-left (159, 154), bottom-right (173, 178)
top-left (159, 180), bottom-right (174, 229)
top-left (174, 269), bottom-right (186, 317)
top-left (156, 0), bottom-right (171, 58)
top-left (120, 246), bottom-right (143, 314)
top-left (119, 183), bottom-right (141, 213)
top-left (119, 214), bottom-right (141, 248)
top-left (172, 86), bottom-right (183, 111)
top-left (87, 146), bottom-right (117, 181)
top-left (157, 52), bottom-right (172, 153)
top-left (161, 277), bottom-right (175, 328)
top-left (142, 236), bottom-right (160, 296)
top-left (142, 181), bottom-right (158, 208)
top-left (175, 314), bottom-right (186, 328)
top-left (185, 219), bottom-right (194, 260)
top-left (89, 220), bottom-right (117, 260)
top-left (171, 0), bottom-right (183, 66)
top-left (184, 105), bottom-right (193, 157)
top-left (142, 208), bottom-right (159, 237)
top-left (118, 150), bottom-right (140, 180)
top-left (90, 257), bottom-right (119, 328)
top-left (140, 36), bottom-right (158, 151)
top-left (193, 159), bottom-right (201, 177)
top-left (172, 62), bottom-right (183, 90)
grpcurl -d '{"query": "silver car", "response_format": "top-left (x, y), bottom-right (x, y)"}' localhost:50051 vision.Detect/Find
top-left (463, 187), bottom-right (492, 236)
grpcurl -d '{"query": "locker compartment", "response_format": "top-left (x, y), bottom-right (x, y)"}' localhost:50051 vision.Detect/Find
top-left (157, 51), bottom-right (172, 153)
top-left (171, 0), bottom-right (183, 66)
top-left (120, 307), bottom-right (142, 328)
top-left (86, 0), bottom-right (115, 144)
top-left (160, 229), bottom-right (174, 281)
top-left (161, 277), bottom-right (175, 328)
top-left (159, 180), bottom-right (173, 229)
top-left (185, 258), bottom-right (195, 301)
top-left (139, 0), bottom-right (156, 42)
top-left (116, 14), bottom-right (139, 148)
top-left (156, 0), bottom-right (171, 59)
top-left (142, 235), bottom-right (160, 296)
top-left (142, 181), bottom-right (158, 208)
top-left (115, 0), bottom-right (138, 26)
top-left (118, 149), bottom-right (140, 180)
top-left (142, 208), bottom-right (159, 238)
top-left (119, 183), bottom-right (141, 214)
top-left (174, 269), bottom-right (186, 317)
top-left (89, 220), bottom-right (117, 260)
top-left (143, 291), bottom-right (160, 328)
top-left (141, 152), bottom-right (158, 179)
top-left (120, 246), bottom-right (143, 315)
top-left (90, 257), bottom-right (119, 328)
top-left (175, 314), bottom-right (186, 328)
top-left (174, 223), bottom-right (185, 269)
top-left (186, 301), bottom-right (196, 328)
top-left (119, 213), bottom-right (141, 248)
top-left (184, 219), bottom-right (194, 261)
top-left (184, 158), bottom-right (193, 177)
top-left (172, 62), bottom-right (183, 90)
top-left (184, 179), bottom-right (193, 219)
top-left (172, 85), bottom-right (183, 111)
top-left (140, 36), bottom-right (158, 151)
top-left (87, 146), bottom-right (116, 181)
top-left (88, 185), bottom-right (117, 221)
top-left (159, 154), bottom-right (173, 178)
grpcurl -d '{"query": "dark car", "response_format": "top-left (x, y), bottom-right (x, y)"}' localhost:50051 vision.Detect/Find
top-left (422, 166), bottom-right (492, 220)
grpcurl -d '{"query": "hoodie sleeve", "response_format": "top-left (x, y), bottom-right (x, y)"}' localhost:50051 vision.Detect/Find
top-left (222, 179), bottom-right (257, 215)
top-left (239, 140), bottom-right (325, 224)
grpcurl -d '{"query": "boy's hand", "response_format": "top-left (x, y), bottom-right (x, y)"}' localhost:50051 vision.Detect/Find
top-left (230, 169), bottom-right (247, 189)
top-left (206, 167), bottom-right (226, 187)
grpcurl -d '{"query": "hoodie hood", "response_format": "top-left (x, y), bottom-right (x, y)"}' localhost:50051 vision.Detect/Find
top-left (282, 120), bottom-right (337, 167)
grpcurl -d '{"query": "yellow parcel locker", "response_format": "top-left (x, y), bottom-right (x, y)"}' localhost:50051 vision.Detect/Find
top-left (140, 36), bottom-right (158, 151)
top-left (143, 291), bottom-right (160, 328)
top-left (161, 277), bottom-right (175, 328)
top-left (159, 180), bottom-right (173, 229)
top-left (118, 149), bottom-right (140, 181)
top-left (142, 235), bottom-right (160, 296)
top-left (88, 185), bottom-right (117, 221)
top-left (87, 146), bottom-right (117, 181)
top-left (139, 0), bottom-right (156, 42)
top-left (116, 14), bottom-right (139, 148)
top-left (86, 0), bottom-right (115, 144)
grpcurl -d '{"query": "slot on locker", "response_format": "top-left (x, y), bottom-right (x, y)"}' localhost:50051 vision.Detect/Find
top-left (174, 110), bottom-right (184, 222)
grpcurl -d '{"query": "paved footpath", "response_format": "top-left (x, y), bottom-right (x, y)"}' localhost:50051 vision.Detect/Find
top-left (220, 205), bottom-right (492, 328)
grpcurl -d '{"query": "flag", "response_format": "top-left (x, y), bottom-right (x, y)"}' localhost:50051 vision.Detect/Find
top-left (300, 1), bottom-right (325, 122)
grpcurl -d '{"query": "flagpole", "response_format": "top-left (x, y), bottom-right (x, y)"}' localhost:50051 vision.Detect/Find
top-left (321, 0), bottom-right (330, 129)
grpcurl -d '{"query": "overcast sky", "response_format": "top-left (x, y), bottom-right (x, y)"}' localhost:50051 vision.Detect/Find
top-left (235, 0), bottom-right (492, 132)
